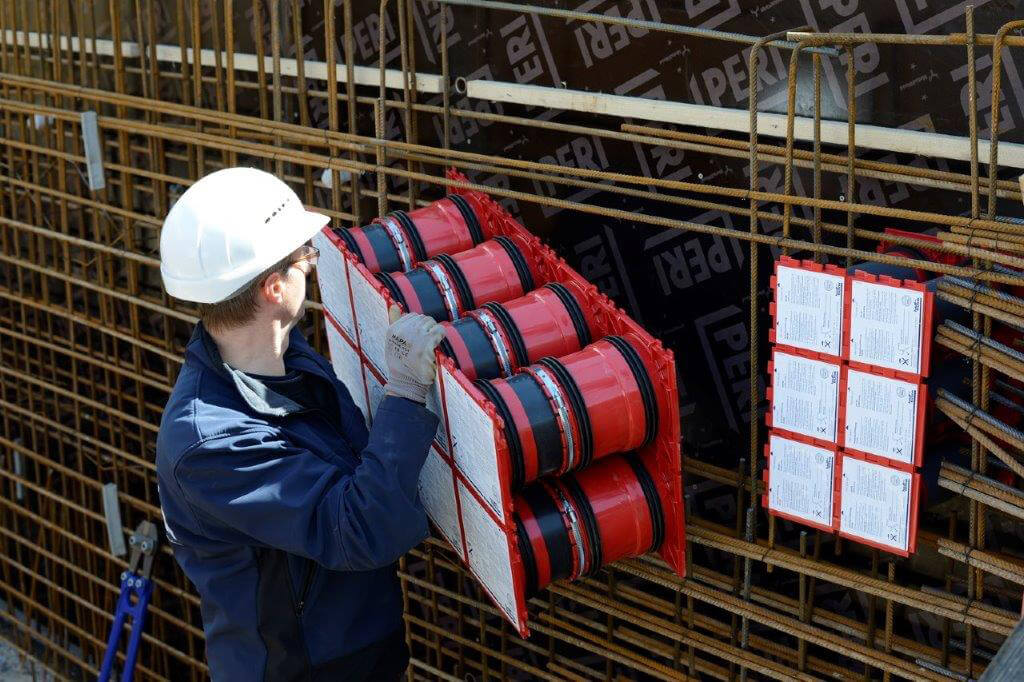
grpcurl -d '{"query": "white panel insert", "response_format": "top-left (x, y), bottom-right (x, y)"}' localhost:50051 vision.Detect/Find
top-left (425, 365), bottom-right (450, 451)
top-left (324, 320), bottom-right (368, 421)
top-left (848, 280), bottom-right (925, 374)
top-left (313, 230), bottom-right (355, 340)
top-left (844, 369), bottom-right (920, 465)
top-left (459, 480), bottom-right (520, 633)
top-left (771, 351), bottom-right (840, 443)
top-left (443, 366), bottom-right (504, 520)
top-left (767, 434), bottom-right (835, 527)
top-left (418, 447), bottom-right (463, 557)
top-left (840, 456), bottom-right (913, 553)
top-left (349, 268), bottom-right (390, 374)
top-left (774, 265), bottom-right (844, 357)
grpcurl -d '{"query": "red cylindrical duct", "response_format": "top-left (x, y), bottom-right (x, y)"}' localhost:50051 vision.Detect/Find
top-left (475, 335), bottom-right (657, 488)
top-left (375, 237), bottom-right (537, 322)
top-left (438, 282), bottom-right (595, 381)
top-left (513, 454), bottom-right (664, 595)
top-left (441, 236), bottom-right (537, 311)
top-left (336, 194), bottom-right (484, 273)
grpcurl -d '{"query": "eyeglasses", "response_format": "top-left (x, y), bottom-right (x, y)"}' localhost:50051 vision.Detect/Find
top-left (291, 245), bottom-right (319, 270)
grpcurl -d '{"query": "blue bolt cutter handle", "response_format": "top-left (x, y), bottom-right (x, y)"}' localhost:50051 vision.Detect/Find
top-left (99, 521), bottom-right (158, 682)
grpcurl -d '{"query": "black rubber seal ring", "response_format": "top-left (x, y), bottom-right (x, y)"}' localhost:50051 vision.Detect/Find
top-left (374, 271), bottom-right (408, 310)
top-left (335, 227), bottom-right (363, 261)
top-left (474, 379), bottom-right (525, 489)
top-left (482, 302), bottom-right (528, 368)
top-left (450, 317), bottom-right (500, 380)
top-left (363, 223), bottom-right (404, 273)
top-left (447, 193), bottom-right (484, 244)
top-left (390, 210), bottom-right (427, 262)
top-left (405, 268), bottom-right (450, 321)
top-left (438, 337), bottom-right (456, 361)
top-left (544, 283), bottom-right (591, 347)
top-left (625, 453), bottom-right (665, 553)
top-left (538, 357), bottom-right (594, 470)
top-left (520, 485), bottom-right (573, 583)
top-left (433, 253), bottom-right (476, 311)
top-left (514, 514), bottom-right (538, 597)
top-left (506, 373), bottom-right (562, 481)
top-left (493, 236), bottom-right (534, 293)
top-left (560, 476), bottom-right (602, 576)
top-left (604, 335), bottom-right (658, 448)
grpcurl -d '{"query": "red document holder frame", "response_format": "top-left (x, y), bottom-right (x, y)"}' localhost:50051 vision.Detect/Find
top-left (837, 365), bottom-right (928, 472)
top-left (313, 171), bottom-right (683, 637)
top-left (835, 451), bottom-right (921, 557)
top-left (842, 269), bottom-right (935, 381)
top-left (762, 431), bottom-right (838, 534)
top-left (765, 346), bottom-right (843, 450)
top-left (769, 255), bottom-right (847, 360)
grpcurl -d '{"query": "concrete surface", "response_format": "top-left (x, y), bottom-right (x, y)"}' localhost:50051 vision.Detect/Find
top-left (0, 637), bottom-right (56, 682)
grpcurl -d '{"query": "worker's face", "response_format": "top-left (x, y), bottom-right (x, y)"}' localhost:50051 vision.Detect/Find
top-left (262, 244), bottom-right (318, 330)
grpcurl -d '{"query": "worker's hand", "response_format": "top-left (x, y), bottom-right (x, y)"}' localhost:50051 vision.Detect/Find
top-left (384, 306), bottom-right (444, 404)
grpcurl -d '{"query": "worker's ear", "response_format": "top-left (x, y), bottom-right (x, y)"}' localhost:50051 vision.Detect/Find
top-left (388, 303), bottom-right (403, 324)
top-left (260, 271), bottom-right (288, 305)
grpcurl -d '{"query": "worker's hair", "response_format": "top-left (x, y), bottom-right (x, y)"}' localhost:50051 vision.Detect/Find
top-left (197, 253), bottom-right (295, 330)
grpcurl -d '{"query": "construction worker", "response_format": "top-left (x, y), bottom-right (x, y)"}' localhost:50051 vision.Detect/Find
top-left (155, 167), bottom-right (443, 681)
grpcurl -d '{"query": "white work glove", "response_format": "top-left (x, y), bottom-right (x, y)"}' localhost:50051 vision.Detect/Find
top-left (385, 305), bottom-right (444, 404)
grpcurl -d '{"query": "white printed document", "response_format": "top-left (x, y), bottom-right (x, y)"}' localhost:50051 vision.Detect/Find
top-left (848, 280), bottom-right (925, 374)
top-left (767, 434), bottom-right (835, 527)
top-left (771, 351), bottom-right (840, 443)
top-left (839, 456), bottom-right (913, 553)
top-left (844, 369), bottom-right (920, 465)
top-left (774, 265), bottom-right (844, 356)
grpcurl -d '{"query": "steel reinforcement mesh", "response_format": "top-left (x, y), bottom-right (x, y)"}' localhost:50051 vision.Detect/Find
top-left (1, 1), bottom-right (1023, 680)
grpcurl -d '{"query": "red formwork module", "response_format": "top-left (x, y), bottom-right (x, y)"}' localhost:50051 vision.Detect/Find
top-left (761, 431), bottom-right (838, 534)
top-left (471, 172), bottom-right (685, 584)
top-left (837, 364), bottom-right (928, 473)
top-left (313, 171), bottom-right (683, 637)
top-left (835, 450), bottom-right (921, 557)
top-left (842, 268), bottom-right (935, 380)
top-left (769, 255), bottom-right (847, 360)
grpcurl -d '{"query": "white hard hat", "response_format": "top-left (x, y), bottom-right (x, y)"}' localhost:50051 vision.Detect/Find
top-left (160, 167), bottom-right (330, 303)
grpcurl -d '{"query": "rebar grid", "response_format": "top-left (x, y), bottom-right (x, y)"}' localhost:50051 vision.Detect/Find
top-left (0, 2), bottom-right (1022, 680)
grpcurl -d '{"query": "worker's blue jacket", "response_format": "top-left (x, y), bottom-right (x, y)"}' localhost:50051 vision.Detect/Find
top-left (156, 323), bottom-right (438, 681)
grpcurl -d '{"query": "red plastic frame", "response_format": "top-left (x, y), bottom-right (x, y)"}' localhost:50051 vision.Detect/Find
top-left (313, 171), bottom-right (683, 636)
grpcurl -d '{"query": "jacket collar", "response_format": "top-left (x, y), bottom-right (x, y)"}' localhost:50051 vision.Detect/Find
top-left (185, 322), bottom-right (328, 418)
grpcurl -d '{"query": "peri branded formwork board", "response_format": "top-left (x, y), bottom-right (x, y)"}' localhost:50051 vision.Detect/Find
top-left (764, 256), bottom-right (933, 556)
top-left (314, 171), bottom-right (683, 636)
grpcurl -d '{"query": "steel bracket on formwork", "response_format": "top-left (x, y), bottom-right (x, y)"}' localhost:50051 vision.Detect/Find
top-left (80, 111), bottom-right (105, 191)
top-left (102, 482), bottom-right (127, 558)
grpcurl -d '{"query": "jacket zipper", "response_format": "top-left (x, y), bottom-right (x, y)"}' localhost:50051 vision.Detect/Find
top-left (286, 397), bottom-right (347, 615)
top-left (295, 559), bottom-right (318, 614)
